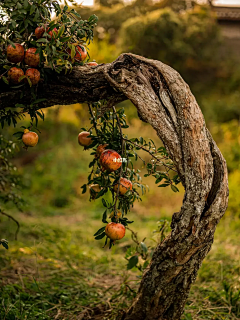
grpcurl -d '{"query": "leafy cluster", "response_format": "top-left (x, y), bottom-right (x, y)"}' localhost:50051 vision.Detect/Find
top-left (0, 135), bottom-right (24, 211)
top-left (0, 0), bottom-right (98, 129)
top-left (80, 102), bottom-right (180, 248)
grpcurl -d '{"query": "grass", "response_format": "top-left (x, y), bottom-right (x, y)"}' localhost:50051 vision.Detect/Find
top-left (1, 106), bottom-right (240, 319)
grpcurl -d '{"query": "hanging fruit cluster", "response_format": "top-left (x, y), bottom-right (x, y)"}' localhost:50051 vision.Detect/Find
top-left (78, 103), bottom-right (180, 249)
top-left (0, 0), bottom-right (98, 137)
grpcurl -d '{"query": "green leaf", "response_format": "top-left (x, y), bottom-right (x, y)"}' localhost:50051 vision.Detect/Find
top-left (140, 242), bottom-right (148, 253)
top-left (81, 184), bottom-right (87, 194)
top-left (95, 232), bottom-right (106, 240)
top-left (1, 242), bottom-right (8, 250)
top-left (158, 183), bottom-right (170, 187)
top-left (94, 226), bottom-right (106, 236)
top-left (171, 185), bottom-right (179, 192)
top-left (102, 198), bottom-right (107, 208)
top-left (2, 76), bottom-right (9, 85)
top-left (102, 210), bottom-right (108, 223)
top-left (127, 255), bottom-right (138, 270)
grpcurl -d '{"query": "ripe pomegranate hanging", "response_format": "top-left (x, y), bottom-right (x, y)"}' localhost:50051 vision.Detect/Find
top-left (7, 44), bottom-right (24, 63)
top-left (24, 48), bottom-right (40, 67)
top-left (67, 45), bottom-right (87, 62)
top-left (78, 131), bottom-right (92, 147)
top-left (8, 67), bottom-right (24, 84)
top-left (100, 149), bottom-right (122, 172)
top-left (22, 129), bottom-right (39, 147)
top-left (25, 68), bottom-right (40, 86)
top-left (105, 222), bottom-right (125, 241)
top-left (113, 177), bottom-right (132, 195)
top-left (35, 26), bottom-right (45, 39)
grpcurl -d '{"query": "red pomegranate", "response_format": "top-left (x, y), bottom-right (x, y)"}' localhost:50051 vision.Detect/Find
top-left (35, 26), bottom-right (57, 39)
top-left (48, 28), bottom-right (58, 39)
top-left (105, 222), bottom-right (125, 241)
top-left (87, 62), bottom-right (98, 66)
top-left (78, 131), bottom-right (92, 146)
top-left (25, 68), bottom-right (40, 86)
top-left (24, 48), bottom-right (40, 67)
top-left (67, 45), bottom-right (87, 62)
top-left (100, 149), bottom-right (122, 172)
top-left (22, 129), bottom-right (38, 147)
top-left (113, 177), bottom-right (132, 195)
top-left (35, 26), bottom-right (45, 39)
top-left (7, 44), bottom-right (24, 63)
top-left (8, 67), bottom-right (24, 84)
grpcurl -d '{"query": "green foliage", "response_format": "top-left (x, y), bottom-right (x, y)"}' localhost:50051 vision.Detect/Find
top-left (81, 102), bottom-right (179, 247)
top-left (0, 0), bottom-right (98, 129)
top-left (119, 6), bottom-right (221, 80)
top-left (0, 135), bottom-right (24, 211)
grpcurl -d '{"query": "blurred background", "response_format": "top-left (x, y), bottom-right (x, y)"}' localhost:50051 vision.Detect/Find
top-left (1, 0), bottom-right (240, 319)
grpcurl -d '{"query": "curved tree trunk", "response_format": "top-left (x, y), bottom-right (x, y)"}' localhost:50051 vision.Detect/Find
top-left (0, 53), bottom-right (228, 320)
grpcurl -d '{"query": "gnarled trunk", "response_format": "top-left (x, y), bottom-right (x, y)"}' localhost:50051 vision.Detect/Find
top-left (0, 53), bottom-right (228, 320)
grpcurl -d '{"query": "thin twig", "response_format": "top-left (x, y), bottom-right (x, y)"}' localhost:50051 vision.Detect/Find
top-left (0, 209), bottom-right (20, 240)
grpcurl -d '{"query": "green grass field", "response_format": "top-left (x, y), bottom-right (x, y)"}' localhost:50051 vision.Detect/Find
top-left (1, 106), bottom-right (239, 320)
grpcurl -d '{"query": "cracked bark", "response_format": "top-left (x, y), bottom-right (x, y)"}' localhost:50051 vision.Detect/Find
top-left (0, 53), bottom-right (228, 320)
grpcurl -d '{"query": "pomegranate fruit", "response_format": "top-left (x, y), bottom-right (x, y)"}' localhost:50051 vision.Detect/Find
top-left (7, 44), bottom-right (24, 63)
top-left (87, 62), bottom-right (98, 66)
top-left (96, 144), bottom-right (108, 158)
top-left (8, 67), bottom-right (24, 84)
top-left (22, 129), bottom-right (38, 147)
top-left (113, 177), bottom-right (132, 195)
top-left (89, 184), bottom-right (102, 199)
top-left (100, 149), bottom-right (122, 172)
top-left (48, 28), bottom-right (58, 39)
top-left (78, 131), bottom-right (92, 147)
top-left (24, 48), bottom-right (40, 67)
top-left (25, 68), bottom-right (40, 86)
top-left (35, 26), bottom-right (57, 39)
top-left (67, 45), bottom-right (87, 62)
top-left (35, 26), bottom-right (45, 39)
top-left (105, 222), bottom-right (125, 241)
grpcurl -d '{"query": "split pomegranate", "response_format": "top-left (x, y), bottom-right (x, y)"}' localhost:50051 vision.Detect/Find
top-left (113, 177), bottom-right (132, 195)
top-left (105, 222), bottom-right (125, 241)
top-left (25, 68), bottom-right (40, 86)
top-left (96, 144), bottom-right (108, 158)
top-left (67, 45), bottom-right (87, 62)
top-left (22, 129), bottom-right (38, 147)
top-left (89, 184), bottom-right (102, 199)
top-left (7, 44), bottom-right (24, 63)
top-left (24, 48), bottom-right (40, 67)
top-left (78, 131), bottom-right (92, 146)
top-left (100, 149), bottom-right (122, 172)
top-left (8, 67), bottom-right (24, 84)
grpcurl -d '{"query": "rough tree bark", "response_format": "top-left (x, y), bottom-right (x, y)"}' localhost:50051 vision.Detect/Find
top-left (0, 53), bottom-right (228, 320)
